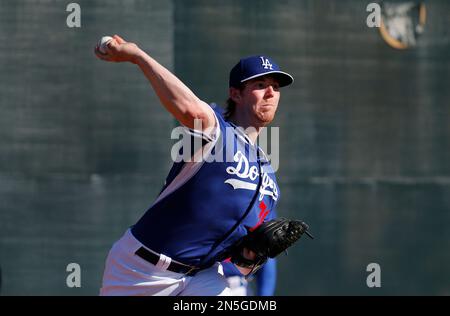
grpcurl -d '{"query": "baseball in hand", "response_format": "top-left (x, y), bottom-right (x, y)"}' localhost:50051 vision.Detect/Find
top-left (98, 36), bottom-right (113, 54)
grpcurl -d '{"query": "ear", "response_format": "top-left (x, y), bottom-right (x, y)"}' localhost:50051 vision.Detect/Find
top-left (229, 87), bottom-right (242, 104)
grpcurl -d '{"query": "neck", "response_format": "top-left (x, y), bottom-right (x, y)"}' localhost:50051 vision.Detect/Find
top-left (228, 114), bottom-right (263, 144)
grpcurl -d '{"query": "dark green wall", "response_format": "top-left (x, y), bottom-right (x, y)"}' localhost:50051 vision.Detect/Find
top-left (0, 0), bottom-right (174, 295)
top-left (1, 0), bottom-right (449, 295)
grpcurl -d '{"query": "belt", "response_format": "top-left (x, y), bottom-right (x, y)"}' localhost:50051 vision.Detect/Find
top-left (135, 247), bottom-right (200, 276)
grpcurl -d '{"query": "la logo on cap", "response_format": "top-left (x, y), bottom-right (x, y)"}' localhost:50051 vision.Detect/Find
top-left (260, 57), bottom-right (273, 70)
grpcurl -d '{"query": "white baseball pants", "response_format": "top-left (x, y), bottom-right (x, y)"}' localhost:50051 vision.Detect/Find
top-left (99, 229), bottom-right (232, 296)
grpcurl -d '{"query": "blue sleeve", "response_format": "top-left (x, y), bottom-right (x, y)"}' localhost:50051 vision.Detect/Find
top-left (255, 258), bottom-right (277, 296)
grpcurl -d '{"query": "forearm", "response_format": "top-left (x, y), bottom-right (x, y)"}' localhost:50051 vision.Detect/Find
top-left (95, 35), bottom-right (213, 129)
top-left (234, 248), bottom-right (257, 275)
top-left (134, 50), bottom-right (211, 129)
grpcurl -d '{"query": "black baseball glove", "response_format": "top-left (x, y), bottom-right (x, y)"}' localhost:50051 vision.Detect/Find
top-left (228, 218), bottom-right (313, 276)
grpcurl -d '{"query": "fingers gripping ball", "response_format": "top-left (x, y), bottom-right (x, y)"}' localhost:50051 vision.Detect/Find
top-left (229, 218), bottom-right (314, 276)
top-left (98, 36), bottom-right (113, 54)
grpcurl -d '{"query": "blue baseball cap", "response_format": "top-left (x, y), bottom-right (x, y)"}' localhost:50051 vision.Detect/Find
top-left (229, 55), bottom-right (294, 88)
